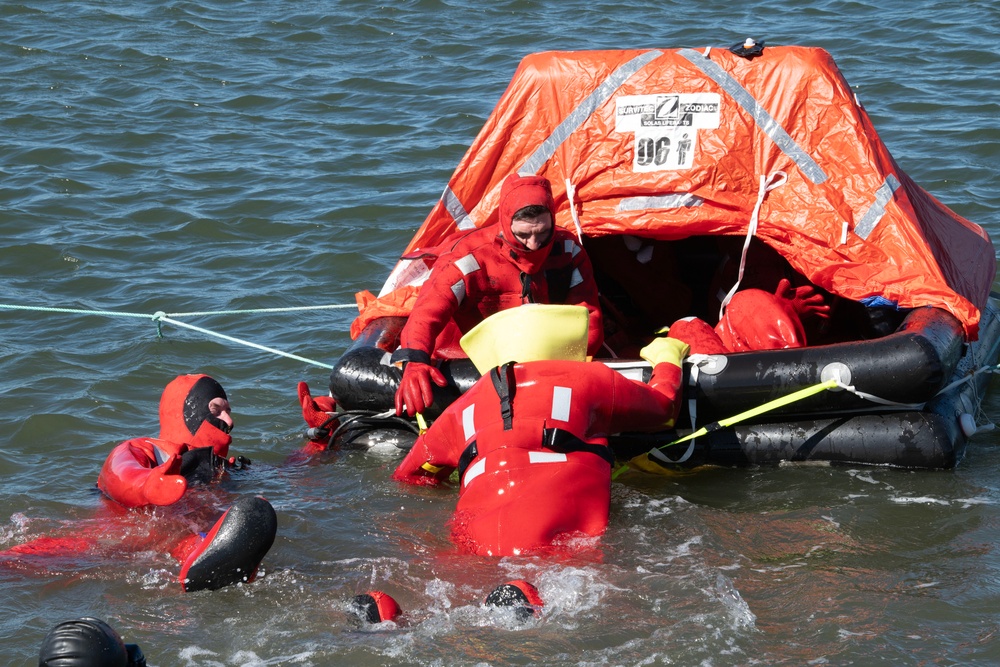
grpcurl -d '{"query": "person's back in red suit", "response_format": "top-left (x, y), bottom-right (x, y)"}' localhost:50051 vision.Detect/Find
top-left (392, 306), bottom-right (688, 556)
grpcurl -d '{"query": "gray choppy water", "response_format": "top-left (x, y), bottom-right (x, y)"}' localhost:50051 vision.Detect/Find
top-left (2, 1), bottom-right (1000, 664)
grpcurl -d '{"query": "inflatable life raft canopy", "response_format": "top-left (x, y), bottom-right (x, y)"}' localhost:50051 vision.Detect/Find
top-left (352, 44), bottom-right (995, 342)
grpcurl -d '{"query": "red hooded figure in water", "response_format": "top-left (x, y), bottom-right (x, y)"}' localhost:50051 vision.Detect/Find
top-left (2, 374), bottom-right (276, 593)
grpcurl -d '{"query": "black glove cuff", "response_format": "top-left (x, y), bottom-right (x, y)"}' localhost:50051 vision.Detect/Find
top-left (390, 348), bottom-right (432, 366)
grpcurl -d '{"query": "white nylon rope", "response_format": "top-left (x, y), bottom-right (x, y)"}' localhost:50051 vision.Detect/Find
top-left (717, 171), bottom-right (787, 321)
top-left (565, 178), bottom-right (585, 245)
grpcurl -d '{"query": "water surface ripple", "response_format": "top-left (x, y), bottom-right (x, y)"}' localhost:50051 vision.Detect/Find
top-left (2, 1), bottom-right (999, 664)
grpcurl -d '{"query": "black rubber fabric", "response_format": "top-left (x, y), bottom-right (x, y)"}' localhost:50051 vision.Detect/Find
top-left (182, 496), bottom-right (277, 592)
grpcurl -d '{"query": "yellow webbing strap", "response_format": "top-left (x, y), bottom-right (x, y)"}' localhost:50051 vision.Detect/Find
top-left (613, 378), bottom-right (840, 478)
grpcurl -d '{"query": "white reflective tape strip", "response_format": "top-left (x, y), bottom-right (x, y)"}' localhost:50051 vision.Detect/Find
top-left (551, 386), bottom-right (572, 422)
top-left (463, 457), bottom-right (486, 487)
top-left (454, 254), bottom-right (481, 276)
top-left (618, 193), bottom-right (704, 211)
top-left (450, 279), bottom-right (466, 305)
top-left (564, 239), bottom-right (580, 257)
top-left (442, 185), bottom-right (474, 230)
top-left (679, 48), bottom-right (827, 185)
top-left (569, 268), bottom-right (583, 289)
top-left (462, 404), bottom-right (476, 441)
top-left (521, 50), bottom-right (663, 175)
top-left (854, 175), bottom-right (901, 240)
top-left (688, 361), bottom-right (699, 432)
top-left (529, 451), bottom-right (568, 464)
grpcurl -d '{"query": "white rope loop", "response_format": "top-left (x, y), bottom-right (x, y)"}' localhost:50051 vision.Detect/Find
top-left (718, 170), bottom-right (787, 321)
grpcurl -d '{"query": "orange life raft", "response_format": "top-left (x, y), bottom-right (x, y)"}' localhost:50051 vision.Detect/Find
top-left (329, 44), bottom-right (999, 469)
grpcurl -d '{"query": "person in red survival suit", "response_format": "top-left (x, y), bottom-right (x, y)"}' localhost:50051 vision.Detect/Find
top-left (392, 305), bottom-right (688, 557)
top-left (666, 278), bottom-right (831, 355)
top-left (1, 375), bottom-right (276, 593)
top-left (391, 173), bottom-right (604, 418)
top-left (97, 374), bottom-right (242, 507)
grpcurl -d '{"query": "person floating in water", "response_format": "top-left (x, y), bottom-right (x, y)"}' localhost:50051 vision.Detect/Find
top-left (1, 374), bottom-right (276, 593)
top-left (392, 305), bottom-right (688, 556)
top-left (38, 617), bottom-right (146, 667)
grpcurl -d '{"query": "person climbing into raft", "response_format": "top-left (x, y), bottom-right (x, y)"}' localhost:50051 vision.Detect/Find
top-left (391, 173), bottom-right (603, 418)
top-left (391, 304), bottom-right (688, 556)
top-left (588, 234), bottom-right (833, 356)
top-left (666, 276), bottom-right (832, 354)
top-left (662, 236), bottom-right (833, 354)
top-left (2, 374), bottom-right (277, 593)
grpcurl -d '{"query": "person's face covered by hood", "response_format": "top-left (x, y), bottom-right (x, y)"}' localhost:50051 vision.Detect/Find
top-left (158, 374), bottom-right (233, 457)
top-left (497, 174), bottom-right (557, 274)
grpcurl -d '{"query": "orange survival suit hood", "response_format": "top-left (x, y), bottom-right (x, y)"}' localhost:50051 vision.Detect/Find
top-left (159, 374), bottom-right (232, 457)
top-left (497, 173), bottom-right (557, 274)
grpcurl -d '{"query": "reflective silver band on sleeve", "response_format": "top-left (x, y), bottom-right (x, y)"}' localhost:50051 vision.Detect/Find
top-left (569, 268), bottom-right (584, 289)
top-left (551, 386), bottom-right (572, 422)
top-left (529, 451), bottom-right (568, 464)
top-left (679, 48), bottom-right (827, 185)
top-left (454, 254), bottom-right (481, 276)
top-left (520, 50), bottom-right (664, 175)
top-left (854, 174), bottom-right (901, 240)
top-left (462, 404), bottom-right (476, 442)
top-left (450, 279), bottom-right (466, 305)
top-left (463, 457), bottom-right (486, 486)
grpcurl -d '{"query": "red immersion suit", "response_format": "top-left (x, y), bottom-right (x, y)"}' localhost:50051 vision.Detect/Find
top-left (2, 374), bottom-right (274, 593)
top-left (393, 358), bottom-right (683, 556)
top-left (97, 374), bottom-right (232, 508)
top-left (395, 175), bottom-right (604, 365)
top-left (669, 279), bottom-right (830, 355)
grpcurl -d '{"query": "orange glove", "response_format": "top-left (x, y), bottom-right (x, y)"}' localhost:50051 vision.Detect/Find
top-left (141, 453), bottom-right (188, 506)
top-left (639, 337), bottom-right (690, 369)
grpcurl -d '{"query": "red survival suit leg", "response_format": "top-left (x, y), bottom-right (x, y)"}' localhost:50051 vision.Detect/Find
top-left (669, 287), bottom-right (810, 355)
top-left (178, 495), bottom-right (277, 592)
top-left (715, 287), bottom-right (807, 351)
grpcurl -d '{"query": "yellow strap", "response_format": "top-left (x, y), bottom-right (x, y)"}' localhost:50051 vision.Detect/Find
top-left (416, 412), bottom-right (429, 434)
top-left (613, 378), bottom-right (840, 479)
top-left (420, 461), bottom-right (445, 474)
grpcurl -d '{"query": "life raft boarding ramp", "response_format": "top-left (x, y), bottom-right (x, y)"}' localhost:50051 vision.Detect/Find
top-left (330, 296), bottom-right (1000, 468)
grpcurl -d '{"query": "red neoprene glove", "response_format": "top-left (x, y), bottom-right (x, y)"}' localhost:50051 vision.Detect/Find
top-left (395, 362), bottom-right (447, 417)
top-left (298, 381), bottom-right (337, 429)
top-left (142, 454), bottom-right (188, 506)
top-left (775, 278), bottom-right (831, 320)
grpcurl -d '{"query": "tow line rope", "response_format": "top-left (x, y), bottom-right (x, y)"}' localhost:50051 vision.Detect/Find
top-left (611, 378), bottom-right (838, 479)
top-left (611, 364), bottom-right (1000, 480)
top-left (0, 302), bottom-right (358, 370)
